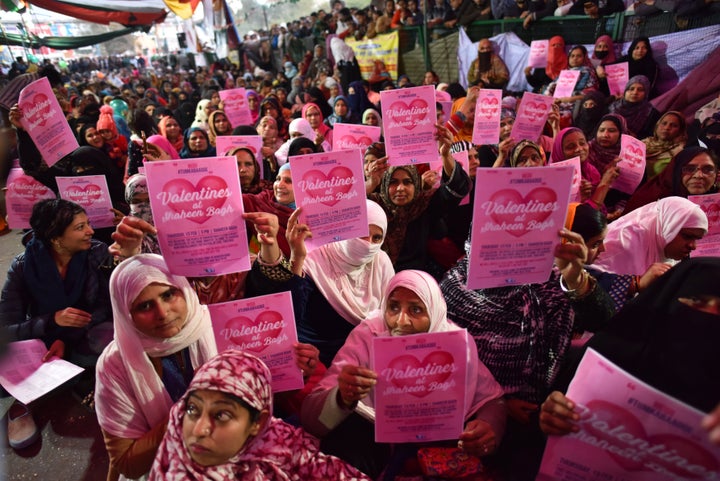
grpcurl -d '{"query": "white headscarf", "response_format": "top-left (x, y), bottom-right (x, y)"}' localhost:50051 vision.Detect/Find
top-left (593, 197), bottom-right (708, 275)
top-left (275, 118), bottom-right (319, 166)
top-left (190, 99), bottom-right (210, 130)
top-left (95, 254), bottom-right (217, 439)
top-left (303, 200), bottom-right (394, 326)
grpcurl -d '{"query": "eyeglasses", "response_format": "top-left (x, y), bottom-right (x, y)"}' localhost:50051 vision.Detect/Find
top-left (681, 165), bottom-right (717, 176)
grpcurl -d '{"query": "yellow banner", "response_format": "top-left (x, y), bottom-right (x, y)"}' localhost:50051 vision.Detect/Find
top-left (345, 31), bottom-right (399, 82)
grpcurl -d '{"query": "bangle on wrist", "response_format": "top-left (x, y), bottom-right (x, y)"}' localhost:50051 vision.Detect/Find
top-left (257, 250), bottom-right (283, 266)
top-left (560, 269), bottom-right (587, 293)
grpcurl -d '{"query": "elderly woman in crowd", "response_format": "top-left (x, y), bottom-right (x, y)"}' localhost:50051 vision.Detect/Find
top-left (642, 110), bottom-right (688, 178)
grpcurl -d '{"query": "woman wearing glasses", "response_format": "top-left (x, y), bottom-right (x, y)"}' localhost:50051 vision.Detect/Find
top-left (624, 147), bottom-right (718, 214)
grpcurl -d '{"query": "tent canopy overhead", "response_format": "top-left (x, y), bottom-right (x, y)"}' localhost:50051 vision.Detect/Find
top-left (5, 0), bottom-right (170, 26)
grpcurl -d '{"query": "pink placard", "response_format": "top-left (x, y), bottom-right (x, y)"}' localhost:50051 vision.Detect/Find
top-left (6, 167), bottom-right (56, 229)
top-left (467, 165), bottom-right (573, 289)
top-left (380, 85), bottom-right (438, 166)
top-left (56, 175), bottom-right (115, 228)
top-left (438, 101), bottom-right (453, 124)
top-left (537, 348), bottom-right (720, 481)
top-left (612, 134), bottom-right (646, 195)
top-left (373, 330), bottom-right (468, 443)
top-left (289, 149), bottom-right (368, 250)
top-left (551, 156), bottom-right (582, 203)
top-left (528, 39), bottom-right (549, 68)
top-left (145, 156), bottom-right (251, 277)
top-left (208, 291), bottom-right (303, 393)
top-left (510, 92), bottom-right (554, 143)
top-left (689, 193), bottom-right (720, 256)
top-left (472, 89), bottom-right (502, 146)
top-left (215, 135), bottom-right (264, 180)
top-left (605, 62), bottom-right (629, 98)
top-left (553, 69), bottom-right (581, 99)
top-left (332, 123), bottom-right (381, 152)
top-left (218, 88), bottom-right (253, 127)
top-left (18, 77), bottom-right (79, 167)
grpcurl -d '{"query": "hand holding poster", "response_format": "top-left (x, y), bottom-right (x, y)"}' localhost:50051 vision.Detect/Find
top-left (145, 156), bottom-right (251, 277)
top-left (528, 39), bottom-right (549, 68)
top-left (551, 156), bottom-right (582, 203)
top-left (612, 134), bottom-right (646, 194)
top-left (510, 92), bottom-right (554, 143)
top-left (604, 62), bottom-right (629, 98)
top-left (290, 149), bottom-right (368, 250)
top-left (18, 77), bottom-right (79, 167)
top-left (57, 175), bottom-right (115, 228)
top-left (689, 192), bottom-right (720, 256)
top-left (6, 166), bottom-right (56, 229)
top-left (472, 89), bottom-right (502, 146)
top-left (553, 70), bottom-right (582, 99)
top-left (208, 291), bottom-right (303, 393)
top-left (467, 165), bottom-right (573, 289)
top-left (373, 331), bottom-right (468, 443)
top-left (218, 88), bottom-right (253, 127)
top-left (380, 85), bottom-right (438, 166)
top-left (537, 349), bottom-right (720, 481)
top-left (332, 123), bottom-right (381, 152)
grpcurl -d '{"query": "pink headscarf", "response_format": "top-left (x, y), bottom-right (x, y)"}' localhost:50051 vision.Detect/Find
top-left (146, 134), bottom-right (181, 160)
top-left (149, 351), bottom-right (371, 481)
top-left (592, 35), bottom-right (617, 65)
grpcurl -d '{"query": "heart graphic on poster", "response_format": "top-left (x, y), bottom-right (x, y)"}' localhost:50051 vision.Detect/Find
top-left (300, 166), bottom-right (354, 207)
top-left (224, 94), bottom-right (246, 107)
top-left (488, 187), bottom-right (557, 237)
top-left (558, 73), bottom-right (576, 86)
top-left (388, 99), bottom-right (429, 131)
top-left (578, 400), bottom-right (720, 476)
top-left (162, 176), bottom-right (229, 224)
top-left (703, 203), bottom-right (720, 226)
top-left (223, 310), bottom-right (284, 353)
top-left (10, 177), bottom-right (53, 201)
top-left (479, 97), bottom-right (499, 120)
top-left (20, 93), bottom-right (52, 129)
top-left (386, 351), bottom-right (454, 398)
top-left (624, 145), bottom-right (644, 166)
top-left (65, 184), bottom-right (103, 207)
top-left (338, 135), bottom-right (374, 150)
top-left (523, 101), bottom-right (548, 123)
top-left (533, 44), bottom-right (547, 55)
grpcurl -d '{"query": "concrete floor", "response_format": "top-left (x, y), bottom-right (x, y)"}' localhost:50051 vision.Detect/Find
top-left (0, 229), bottom-right (110, 480)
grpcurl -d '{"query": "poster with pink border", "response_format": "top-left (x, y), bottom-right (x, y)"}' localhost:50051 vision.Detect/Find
top-left (373, 330), bottom-right (468, 443)
top-left (56, 175), bottom-right (115, 228)
top-left (145, 156), bottom-right (251, 277)
top-left (438, 100), bottom-right (453, 124)
top-left (528, 39), bottom-right (549, 68)
top-left (208, 291), bottom-right (303, 393)
top-left (553, 70), bottom-right (581, 99)
top-left (215, 135), bottom-right (264, 180)
top-left (612, 134), bottom-right (646, 195)
top-left (6, 166), bottom-right (56, 229)
top-left (289, 149), bottom-right (368, 250)
top-left (510, 92), bottom-right (554, 143)
top-left (218, 88), bottom-right (253, 127)
top-left (689, 193), bottom-right (720, 257)
top-left (605, 62), bottom-right (629, 97)
top-left (537, 348), bottom-right (720, 481)
top-left (380, 85), bottom-right (437, 166)
top-left (332, 123), bottom-right (381, 152)
top-left (19, 77), bottom-right (79, 167)
top-left (551, 156), bottom-right (582, 203)
top-left (467, 165), bottom-right (573, 289)
top-left (472, 89), bottom-right (502, 146)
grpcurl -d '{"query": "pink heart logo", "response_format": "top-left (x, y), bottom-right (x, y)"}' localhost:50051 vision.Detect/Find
top-left (386, 351), bottom-right (455, 398)
top-left (161, 175), bottom-right (229, 224)
top-left (10, 177), bottom-right (53, 201)
top-left (624, 145), bottom-right (644, 166)
top-left (20, 93), bottom-right (52, 129)
top-left (388, 99), bottom-right (429, 131)
top-left (479, 97), bottom-right (499, 120)
top-left (337, 135), bottom-right (373, 150)
top-left (221, 310), bottom-right (284, 353)
top-left (703, 203), bottom-right (720, 226)
top-left (65, 184), bottom-right (102, 207)
top-left (579, 400), bottom-right (720, 476)
top-left (487, 187), bottom-right (557, 237)
top-left (299, 166), bottom-right (355, 207)
top-left (522, 101), bottom-right (548, 123)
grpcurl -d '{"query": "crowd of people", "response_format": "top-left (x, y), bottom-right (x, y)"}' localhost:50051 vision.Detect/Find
top-left (1, 6), bottom-right (720, 480)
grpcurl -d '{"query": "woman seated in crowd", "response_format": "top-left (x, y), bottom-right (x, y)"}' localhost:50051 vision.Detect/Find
top-left (624, 146), bottom-right (718, 213)
top-left (551, 45), bottom-right (599, 128)
top-left (617, 37), bottom-right (659, 99)
top-left (592, 196), bottom-right (707, 276)
top-left (157, 115), bottom-right (184, 155)
top-left (609, 75), bottom-right (660, 140)
top-left (301, 270), bottom-right (506, 479)
top-left (302, 102), bottom-right (334, 148)
top-left (179, 127), bottom-right (216, 159)
top-left (256, 115), bottom-right (282, 179)
top-left (229, 146), bottom-right (273, 194)
top-left (525, 35), bottom-right (566, 94)
top-left (1, 199), bottom-right (114, 448)
top-left (642, 110), bottom-right (688, 178)
top-left (149, 350), bottom-right (371, 480)
top-left (206, 110), bottom-right (232, 147)
top-left (257, 96), bottom-right (289, 142)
